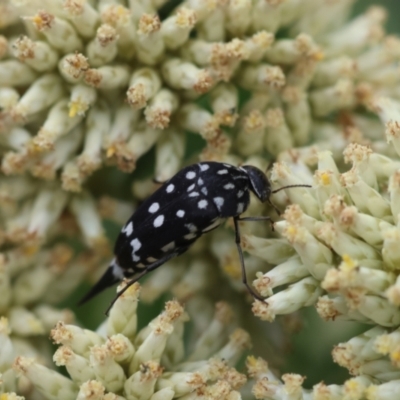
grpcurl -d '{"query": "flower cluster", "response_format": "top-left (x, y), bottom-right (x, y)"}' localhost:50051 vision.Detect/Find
top-left (2, 0), bottom-right (400, 399)
top-left (244, 144), bottom-right (400, 398)
top-left (10, 284), bottom-right (251, 400)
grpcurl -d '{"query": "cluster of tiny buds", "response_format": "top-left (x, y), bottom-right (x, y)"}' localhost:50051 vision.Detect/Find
top-left (0, 1), bottom-right (397, 193)
top-left (7, 285), bottom-right (253, 399)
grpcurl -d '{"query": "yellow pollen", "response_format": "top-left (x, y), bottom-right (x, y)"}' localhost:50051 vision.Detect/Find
top-left (28, 142), bottom-right (41, 154)
top-left (69, 102), bottom-right (79, 118)
top-left (345, 380), bottom-right (359, 390)
top-left (107, 146), bottom-right (117, 157)
top-left (223, 263), bottom-right (241, 279)
top-left (68, 100), bottom-right (87, 118)
top-left (32, 15), bottom-right (43, 27)
top-left (320, 172), bottom-right (331, 185)
top-left (391, 349), bottom-right (400, 361)
top-left (247, 355), bottom-right (257, 367)
top-left (341, 254), bottom-right (356, 270)
top-left (22, 244), bottom-right (39, 256)
top-left (314, 51), bottom-right (324, 61)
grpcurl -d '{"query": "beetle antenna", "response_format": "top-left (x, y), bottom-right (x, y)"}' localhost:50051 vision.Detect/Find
top-left (271, 184), bottom-right (312, 194)
top-left (268, 184), bottom-right (312, 216)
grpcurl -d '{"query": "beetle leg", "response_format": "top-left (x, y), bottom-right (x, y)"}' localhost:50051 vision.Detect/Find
top-left (233, 216), bottom-right (265, 302)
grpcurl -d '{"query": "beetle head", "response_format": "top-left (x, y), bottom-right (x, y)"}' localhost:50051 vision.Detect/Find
top-left (241, 165), bottom-right (271, 202)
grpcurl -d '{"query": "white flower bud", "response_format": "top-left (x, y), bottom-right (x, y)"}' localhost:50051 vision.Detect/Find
top-left (86, 24), bottom-right (119, 67)
top-left (282, 86), bottom-right (311, 146)
top-left (0, 60), bottom-right (37, 86)
top-left (145, 89), bottom-right (179, 129)
top-left (76, 380), bottom-right (104, 400)
top-left (30, 99), bottom-right (83, 153)
top-left (225, 0), bottom-right (252, 37)
top-left (366, 380), bottom-right (400, 400)
top-left (53, 346), bottom-right (95, 385)
top-left (11, 36), bottom-right (58, 72)
top-left (0, 317), bottom-right (14, 372)
top-left (107, 282), bottom-right (141, 342)
top-left (324, 6), bottom-right (386, 57)
top-left (51, 321), bottom-right (104, 358)
top-left (127, 67), bottom-right (161, 110)
top-left (136, 14), bottom-right (165, 65)
top-left (163, 58), bottom-right (213, 94)
top-left (187, 302), bottom-right (234, 362)
top-left (161, 7), bottom-right (196, 50)
top-left (251, 0), bottom-right (284, 33)
top-left (13, 356), bottom-right (77, 400)
top-left (63, 0), bottom-right (100, 38)
top-left (253, 257), bottom-right (308, 297)
top-left (124, 360), bottom-right (162, 400)
top-left (69, 192), bottom-right (109, 253)
top-left (89, 344), bottom-right (125, 393)
top-left (254, 277), bottom-right (323, 322)
top-left (155, 130), bottom-right (184, 183)
top-left (131, 301), bottom-right (185, 372)
top-left (101, 4), bottom-right (136, 59)
top-left (84, 65), bottom-right (130, 89)
top-left (68, 84), bottom-right (97, 118)
top-left (340, 168), bottom-right (391, 220)
top-left (265, 108), bottom-right (294, 156)
top-left (27, 10), bottom-right (83, 52)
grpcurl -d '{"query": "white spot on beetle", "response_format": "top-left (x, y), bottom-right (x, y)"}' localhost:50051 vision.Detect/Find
top-left (148, 202), bottom-right (160, 213)
top-left (184, 232), bottom-right (197, 240)
top-left (130, 238), bottom-right (141, 251)
top-left (154, 214), bottom-right (165, 228)
top-left (187, 183), bottom-right (195, 192)
top-left (197, 178), bottom-right (204, 185)
top-left (201, 187), bottom-right (208, 195)
top-left (166, 184), bottom-right (175, 193)
top-left (147, 256), bottom-right (158, 262)
top-left (161, 241), bottom-right (175, 252)
top-left (198, 199), bottom-right (208, 209)
top-left (213, 197), bottom-right (224, 210)
top-left (237, 190), bottom-right (244, 198)
top-left (130, 238), bottom-right (142, 262)
top-left (200, 164), bottom-right (209, 171)
top-left (176, 210), bottom-right (185, 217)
top-left (217, 169), bottom-right (228, 175)
top-left (186, 171), bottom-right (196, 179)
top-left (111, 258), bottom-right (124, 279)
top-left (224, 183), bottom-right (235, 190)
top-left (189, 191), bottom-right (199, 197)
top-left (185, 223), bottom-right (197, 232)
top-left (237, 203), bottom-right (245, 214)
top-left (122, 221), bottom-right (133, 236)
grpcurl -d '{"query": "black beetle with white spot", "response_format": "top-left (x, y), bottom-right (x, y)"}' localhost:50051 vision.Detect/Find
top-left (79, 162), bottom-right (311, 314)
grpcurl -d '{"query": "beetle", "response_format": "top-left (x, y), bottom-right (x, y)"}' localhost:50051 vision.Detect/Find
top-left (79, 161), bottom-right (310, 314)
